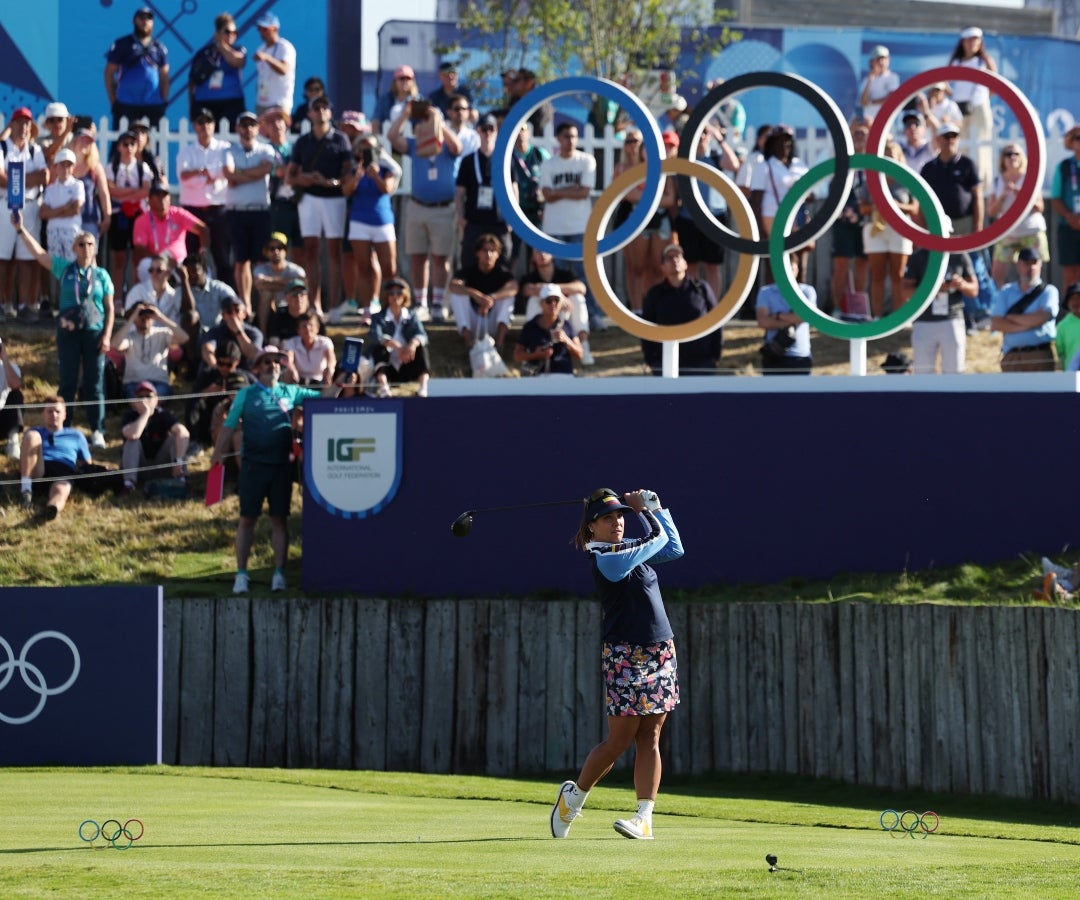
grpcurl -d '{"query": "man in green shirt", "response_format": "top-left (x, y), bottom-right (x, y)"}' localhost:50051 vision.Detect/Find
top-left (1055, 283), bottom-right (1080, 370)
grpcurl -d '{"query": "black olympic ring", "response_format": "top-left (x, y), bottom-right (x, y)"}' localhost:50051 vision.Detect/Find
top-left (880, 809), bottom-right (939, 839)
top-left (79, 818), bottom-right (144, 850)
top-left (676, 71), bottom-right (854, 255)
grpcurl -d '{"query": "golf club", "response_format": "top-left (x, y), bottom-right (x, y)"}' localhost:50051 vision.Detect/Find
top-left (450, 497), bottom-right (585, 538)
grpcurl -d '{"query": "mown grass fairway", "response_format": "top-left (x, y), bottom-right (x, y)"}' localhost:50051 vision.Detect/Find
top-left (2, 768), bottom-right (1079, 897)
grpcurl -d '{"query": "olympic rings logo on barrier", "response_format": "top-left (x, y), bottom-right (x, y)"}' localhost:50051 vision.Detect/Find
top-left (79, 818), bottom-right (145, 850)
top-left (492, 70), bottom-right (1045, 348)
top-left (880, 809), bottom-right (940, 839)
top-left (0, 631), bottom-right (81, 725)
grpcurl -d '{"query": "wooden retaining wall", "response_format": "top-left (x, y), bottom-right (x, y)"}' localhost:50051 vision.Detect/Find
top-left (163, 599), bottom-right (1080, 803)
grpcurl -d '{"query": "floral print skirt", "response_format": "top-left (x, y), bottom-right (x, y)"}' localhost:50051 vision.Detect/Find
top-left (602, 639), bottom-right (679, 716)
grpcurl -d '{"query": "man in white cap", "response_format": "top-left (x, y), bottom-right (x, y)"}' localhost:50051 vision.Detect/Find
top-left (920, 122), bottom-right (982, 237)
top-left (254, 13), bottom-right (296, 117)
top-left (0, 107), bottom-right (48, 319)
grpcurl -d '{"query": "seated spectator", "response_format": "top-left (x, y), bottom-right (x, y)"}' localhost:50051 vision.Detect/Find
top-left (641, 244), bottom-right (722, 376)
top-left (367, 277), bottom-right (431, 398)
top-left (120, 381), bottom-right (190, 493)
top-left (266, 278), bottom-right (324, 347)
top-left (111, 302), bottom-right (189, 396)
top-left (517, 247), bottom-right (592, 365)
top-left (186, 341), bottom-right (253, 453)
top-left (448, 233), bottom-right (518, 349)
top-left (18, 396), bottom-right (91, 520)
top-left (283, 311), bottom-right (336, 385)
top-left (514, 284), bottom-right (583, 377)
top-left (200, 295), bottom-right (264, 373)
top-left (0, 337), bottom-right (24, 459)
top-left (178, 253), bottom-right (239, 335)
top-left (40, 148), bottom-right (85, 263)
top-left (332, 367), bottom-right (364, 398)
top-left (253, 231), bottom-right (304, 331)
top-left (755, 255), bottom-right (816, 375)
top-left (1055, 283), bottom-right (1080, 371)
top-left (124, 254), bottom-right (181, 320)
top-left (903, 249), bottom-right (977, 374)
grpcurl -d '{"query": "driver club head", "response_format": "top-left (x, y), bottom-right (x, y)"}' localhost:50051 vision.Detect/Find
top-left (450, 511), bottom-right (475, 538)
top-left (765, 853), bottom-right (778, 872)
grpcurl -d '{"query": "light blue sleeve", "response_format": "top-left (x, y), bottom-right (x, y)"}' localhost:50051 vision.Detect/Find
top-left (593, 509), bottom-right (681, 581)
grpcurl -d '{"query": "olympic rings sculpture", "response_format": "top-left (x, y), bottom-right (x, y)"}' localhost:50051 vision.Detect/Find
top-left (493, 70), bottom-right (1046, 348)
top-left (79, 818), bottom-right (145, 850)
top-left (880, 809), bottom-right (940, 839)
top-left (0, 631), bottom-right (81, 725)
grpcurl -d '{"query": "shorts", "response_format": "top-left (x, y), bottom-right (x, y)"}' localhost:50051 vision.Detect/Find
top-left (603, 639), bottom-right (680, 716)
top-left (34, 460), bottom-right (76, 494)
top-left (297, 194), bottom-right (347, 240)
top-left (1058, 224), bottom-right (1080, 268)
top-left (238, 459), bottom-right (293, 518)
top-left (831, 219), bottom-right (865, 259)
top-left (991, 231), bottom-right (1048, 265)
top-left (108, 210), bottom-right (140, 251)
top-left (227, 209), bottom-right (273, 263)
top-left (348, 220), bottom-right (397, 243)
top-left (862, 223), bottom-right (913, 256)
top-left (269, 198), bottom-right (302, 248)
top-left (404, 199), bottom-right (456, 257)
top-left (676, 213), bottom-right (725, 265)
top-left (0, 201), bottom-right (41, 259)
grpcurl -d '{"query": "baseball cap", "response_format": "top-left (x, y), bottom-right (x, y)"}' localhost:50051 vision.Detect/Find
top-left (10, 107), bottom-right (32, 122)
top-left (74, 128), bottom-right (95, 140)
top-left (439, 61), bottom-right (457, 73)
top-left (584, 489), bottom-right (633, 522)
top-left (871, 45), bottom-right (890, 59)
top-left (131, 116), bottom-right (152, 131)
top-left (237, 110), bottom-right (259, 125)
top-left (193, 108), bottom-right (214, 123)
top-left (285, 278), bottom-right (308, 294)
top-left (477, 114), bottom-right (498, 130)
top-left (44, 102), bottom-right (70, 119)
top-left (661, 131), bottom-right (680, 148)
top-left (264, 232), bottom-right (289, 250)
top-left (539, 284), bottom-right (563, 300)
top-left (394, 65), bottom-right (415, 80)
top-left (937, 122), bottom-right (960, 137)
top-left (901, 110), bottom-right (924, 125)
top-left (134, 381), bottom-right (157, 396)
top-left (340, 110), bottom-right (369, 131)
top-left (310, 95), bottom-right (332, 110)
top-left (134, 6), bottom-right (154, 18)
top-left (54, 148), bottom-right (76, 165)
top-left (148, 179), bottom-right (170, 195)
top-left (256, 12), bottom-right (280, 28)
top-left (1017, 248), bottom-right (1041, 263)
top-left (1065, 283), bottom-right (1080, 302)
top-left (928, 82), bottom-right (949, 93)
top-left (668, 95), bottom-right (688, 112)
top-left (661, 243), bottom-right (685, 259)
top-left (961, 27), bottom-right (983, 40)
top-left (220, 294), bottom-right (244, 311)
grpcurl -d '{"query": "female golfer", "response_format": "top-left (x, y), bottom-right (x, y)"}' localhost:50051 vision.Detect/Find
top-left (551, 488), bottom-right (683, 841)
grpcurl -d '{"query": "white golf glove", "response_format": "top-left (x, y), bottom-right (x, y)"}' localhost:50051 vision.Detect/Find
top-left (641, 490), bottom-right (661, 511)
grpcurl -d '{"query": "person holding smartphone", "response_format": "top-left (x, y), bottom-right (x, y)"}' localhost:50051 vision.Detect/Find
top-left (903, 249), bottom-right (978, 374)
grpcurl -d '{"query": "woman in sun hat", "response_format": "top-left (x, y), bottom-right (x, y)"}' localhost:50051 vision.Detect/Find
top-left (550, 488), bottom-right (684, 842)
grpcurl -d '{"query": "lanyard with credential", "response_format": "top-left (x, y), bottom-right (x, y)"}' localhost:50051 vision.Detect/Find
top-left (256, 380), bottom-right (291, 416)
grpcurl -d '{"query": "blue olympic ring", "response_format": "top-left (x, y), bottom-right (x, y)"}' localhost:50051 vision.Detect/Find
top-left (493, 77), bottom-right (665, 260)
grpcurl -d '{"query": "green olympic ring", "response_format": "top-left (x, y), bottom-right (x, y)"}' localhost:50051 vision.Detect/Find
top-left (769, 153), bottom-right (948, 340)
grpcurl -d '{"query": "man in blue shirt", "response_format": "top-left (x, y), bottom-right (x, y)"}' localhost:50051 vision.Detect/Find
top-left (104, 7), bottom-right (171, 129)
top-left (211, 347), bottom-right (331, 594)
top-left (19, 396), bottom-right (92, 520)
top-left (990, 248), bottom-right (1059, 372)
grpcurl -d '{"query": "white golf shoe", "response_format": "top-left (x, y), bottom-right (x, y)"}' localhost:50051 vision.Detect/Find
top-left (613, 814), bottom-right (653, 840)
top-left (550, 780), bottom-right (582, 838)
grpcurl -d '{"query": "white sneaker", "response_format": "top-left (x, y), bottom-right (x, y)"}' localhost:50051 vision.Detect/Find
top-left (580, 339), bottom-right (595, 366)
top-left (550, 780), bottom-right (582, 838)
top-left (327, 305), bottom-right (346, 325)
top-left (6, 433), bottom-right (20, 461)
top-left (377, 383), bottom-right (392, 398)
top-left (271, 572), bottom-right (287, 592)
top-left (90, 430), bottom-right (107, 450)
top-left (232, 572), bottom-right (250, 594)
top-left (613, 814), bottom-right (653, 840)
top-left (416, 305), bottom-right (431, 323)
top-left (1041, 557), bottom-right (1074, 580)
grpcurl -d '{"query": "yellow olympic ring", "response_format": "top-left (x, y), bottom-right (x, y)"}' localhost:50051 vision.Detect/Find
top-left (582, 157), bottom-right (759, 343)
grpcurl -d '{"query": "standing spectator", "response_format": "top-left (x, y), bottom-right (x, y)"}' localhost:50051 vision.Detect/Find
top-left (387, 100), bottom-right (464, 322)
top-left (282, 310), bottom-right (335, 384)
top-left (111, 301), bottom-right (189, 396)
top-left (18, 397), bottom-right (93, 521)
top-left (987, 143), bottom-right (1047, 287)
top-left (344, 134), bottom-right (400, 324)
top-left (128, 117), bottom-right (164, 180)
top-left (858, 46), bottom-right (899, 122)
top-left (756, 254), bottom-right (815, 375)
top-left (188, 13), bottom-right (247, 127)
top-left (177, 108), bottom-right (232, 285)
top-left (445, 96), bottom-right (480, 156)
top-left (286, 96), bottom-right (352, 319)
top-left (903, 249), bottom-right (977, 374)
top-left (119, 382), bottom-right (190, 494)
top-left (514, 284), bottom-right (584, 377)
top-left (0, 108), bottom-right (48, 320)
top-left (640, 244), bottom-right (721, 376)
top-left (373, 65), bottom-right (420, 134)
top-left (367, 277), bottom-right (431, 397)
top-left (830, 117), bottom-right (869, 316)
top-left (921, 83), bottom-right (963, 141)
top-left (510, 124), bottom-right (548, 267)
top-left (132, 181), bottom-right (209, 275)
top-left (948, 26), bottom-right (997, 186)
top-left (861, 139), bottom-right (916, 319)
top-left (898, 110), bottom-right (935, 174)
top-left (990, 249), bottom-right (1058, 372)
top-left (253, 232), bottom-right (305, 331)
top-left (428, 61), bottom-right (476, 121)
top-left (1050, 125), bottom-right (1080, 293)
top-left (106, 130), bottom-right (153, 295)
top-left (0, 337), bottom-right (25, 459)
top-left (260, 107), bottom-right (301, 258)
top-left (210, 347), bottom-right (330, 594)
top-left (71, 128), bottom-right (111, 242)
top-left (253, 13), bottom-right (296, 117)
top-left (290, 76), bottom-right (325, 134)
top-left (540, 122), bottom-right (602, 327)
top-left (13, 213), bottom-right (113, 447)
top-left (40, 148), bottom-right (85, 263)
top-left (1056, 283), bottom-right (1080, 370)
top-left (448, 233), bottom-right (518, 350)
top-left (750, 125), bottom-right (811, 283)
top-left (223, 110), bottom-right (277, 313)
top-left (456, 115), bottom-right (508, 263)
top-left (920, 122), bottom-right (982, 236)
top-left (104, 6), bottom-right (170, 128)
top-left (516, 69), bottom-right (552, 132)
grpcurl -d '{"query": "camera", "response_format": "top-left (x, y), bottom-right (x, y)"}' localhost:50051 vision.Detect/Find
top-left (410, 100), bottom-right (431, 122)
top-left (359, 146), bottom-right (375, 168)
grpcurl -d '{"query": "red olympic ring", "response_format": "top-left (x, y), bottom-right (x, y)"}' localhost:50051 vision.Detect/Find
top-left (865, 66), bottom-right (1046, 252)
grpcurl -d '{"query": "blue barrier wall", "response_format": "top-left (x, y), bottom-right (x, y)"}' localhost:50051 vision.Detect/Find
top-left (302, 378), bottom-right (1080, 596)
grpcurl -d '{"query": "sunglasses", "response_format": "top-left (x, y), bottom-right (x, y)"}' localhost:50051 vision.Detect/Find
top-left (216, 360), bottom-right (235, 367)
top-left (479, 125), bottom-right (496, 132)
top-left (542, 297), bottom-right (560, 304)
top-left (267, 245), bottom-right (285, 252)
top-left (135, 12), bottom-right (153, 19)
top-left (1004, 151), bottom-right (1022, 157)
top-left (385, 286), bottom-right (406, 294)
top-left (624, 137), bottom-right (641, 144)
top-left (75, 240), bottom-right (95, 248)
top-left (222, 28), bottom-right (238, 34)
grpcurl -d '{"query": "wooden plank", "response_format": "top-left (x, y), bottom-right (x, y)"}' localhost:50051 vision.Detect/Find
top-left (575, 600), bottom-right (604, 768)
top-left (745, 604), bottom-right (765, 772)
top-left (686, 603), bottom-right (714, 774)
top-left (420, 600), bottom-right (457, 773)
top-left (1025, 607), bottom-right (1050, 800)
top-left (777, 602), bottom-right (798, 776)
top-left (177, 598), bottom-right (215, 765)
top-left (993, 606), bottom-right (1029, 798)
top-left (794, 603), bottom-right (815, 777)
top-left (484, 601), bottom-right (520, 777)
top-left (711, 604), bottom-right (732, 773)
top-left (835, 603), bottom-right (856, 784)
top-left (386, 598), bottom-right (425, 771)
top-left (317, 599), bottom-right (355, 769)
top-left (1045, 609), bottom-right (1080, 803)
top-left (726, 604), bottom-right (748, 773)
top-left (760, 603), bottom-right (781, 773)
top-left (900, 605), bottom-right (926, 789)
top-left (973, 606), bottom-right (999, 795)
top-left (664, 603), bottom-right (690, 776)
top-left (285, 598), bottom-right (322, 767)
top-left (955, 603), bottom-right (981, 795)
top-left (162, 599), bottom-right (182, 765)
top-left (815, 604), bottom-right (842, 782)
top-left (850, 603), bottom-right (875, 785)
top-left (453, 599), bottom-right (489, 773)
top-left (353, 599), bottom-right (388, 770)
top-left (544, 601), bottom-right (578, 772)
top-left (880, 605), bottom-right (905, 790)
top-left (212, 597), bottom-right (251, 766)
top-left (248, 598), bottom-right (287, 767)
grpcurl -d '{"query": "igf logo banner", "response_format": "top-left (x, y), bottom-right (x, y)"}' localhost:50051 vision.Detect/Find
top-left (304, 400), bottom-right (403, 518)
